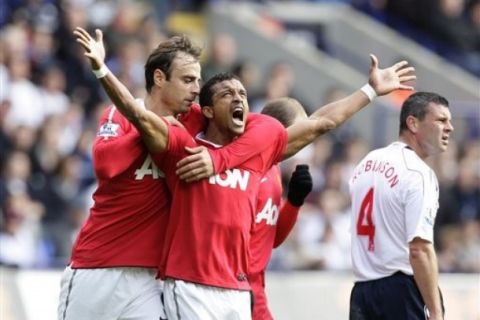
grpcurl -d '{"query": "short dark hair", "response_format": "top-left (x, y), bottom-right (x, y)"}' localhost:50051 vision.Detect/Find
top-left (144, 35), bottom-right (202, 93)
top-left (399, 92), bottom-right (449, 134)
top-left (261, 97), bottom-right (302, 128)
top-left (199, 72), bottom-right (239, 108)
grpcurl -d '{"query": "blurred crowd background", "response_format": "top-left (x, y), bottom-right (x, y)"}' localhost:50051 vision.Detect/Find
top-left (1, 0), bottom-right (479, 275)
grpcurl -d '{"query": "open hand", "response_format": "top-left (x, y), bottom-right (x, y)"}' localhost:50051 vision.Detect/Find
top-left (73, 27), bottom-right (106, 70)
top-left (368, 54), bottom-right (416, 96)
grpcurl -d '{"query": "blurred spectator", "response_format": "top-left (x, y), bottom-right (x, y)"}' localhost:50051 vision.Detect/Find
top-left (107, 37), bottom-right (146, 91)
top-left (0, 193), bottom-right (44, 268)
top-left (287, 188), bottom-right (351, 270)
top-left (202, 32), bottom-right (238, 81)
top-left (30, 28), bottom-right (59, 76)
top-left (251, 61), bottom-right (298, 112)
top-left (1, 150), bottom-right (34, 198)
top-left (55, 2), bottom-right (102, 115)
top-left (338, 137), bottom-right (369, 192)
top-left (469, 0), bottom-right (480, 30)
top-left (5, 53), bottom-right (45, 130)
top-left (232, 59), bottom-right (262, 105)
top-left (30, 115), bottom-right (63, 177)
top-left (437, 221), bottom-right (480, 273)
top-left (39, 65), bottom-right (70, 117)
top-left (426, 0), bottom-right (480, 75)
top-left (455, 221), bottom-right (480, 272)
top-left (40, 154), bottom-right (85, 266)
top-left (138, 13), bottom-right (168, 52)
top-left (355, 0), bottom-right (480, 75)
top-left (427, 0), bottom-right (478, 52)
top-left (71, 126), bottom-right (96, 188)
top-left (437, 142), bottom-right (480, 227)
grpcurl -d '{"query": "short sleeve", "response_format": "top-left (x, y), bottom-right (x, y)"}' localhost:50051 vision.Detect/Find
top-left (404, 170), bottom-right (439, 243)
top-left (93, 106), bottom-right (145, 179)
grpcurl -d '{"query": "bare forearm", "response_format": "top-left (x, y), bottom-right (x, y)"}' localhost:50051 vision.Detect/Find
top-left (410, 245), bottom-right (443, 319)
top-left (284, 119), bottom-right (317, 159)
top-left (99, 72), bottom-right (168, 152)
top-left (284, 90), bottom-right (370, 159)
top-left (100, 73), bottom-right (145, 125)
top-left (309, 90), bottom-right (370, 130)
top-left (74, 26), bottom-right (167, 151)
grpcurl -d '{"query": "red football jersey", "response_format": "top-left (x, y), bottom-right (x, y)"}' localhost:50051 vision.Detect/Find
top-left (250, 165), bottom-right (283, 320)
top-left (70, 106), bottom-right (170, 268)
top-left (206, 114), bottom-right (286, 172)
top-left (250, 165), bottom-right (283, 276)
top-left (177, 103), bottom-right (205, 135)
top-left (153, 116), bottom-right (288, 290)
top-left (249, 166), bottom-right (301, 320)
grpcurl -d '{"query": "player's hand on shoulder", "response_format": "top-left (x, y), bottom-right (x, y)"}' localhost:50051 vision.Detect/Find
top-left (368, 54), bottom-right (416, 96)
top-left (176, 146), bottom-right (214, 182)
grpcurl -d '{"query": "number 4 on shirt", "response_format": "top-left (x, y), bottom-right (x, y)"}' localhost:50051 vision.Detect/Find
top-left (356, 188), bottom-right (375, 251)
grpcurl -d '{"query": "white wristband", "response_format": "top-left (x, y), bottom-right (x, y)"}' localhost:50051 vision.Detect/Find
top-left (360, 83), bottom-right (377, 102)
top-left (92, 64), bottom-right (109, 78)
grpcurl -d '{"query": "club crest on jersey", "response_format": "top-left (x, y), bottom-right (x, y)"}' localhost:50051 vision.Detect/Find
top-left (98, 122), bottom-right (119, 138)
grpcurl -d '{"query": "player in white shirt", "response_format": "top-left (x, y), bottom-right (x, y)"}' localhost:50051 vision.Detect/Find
top-left (349, 92), bottom-right (453, 320)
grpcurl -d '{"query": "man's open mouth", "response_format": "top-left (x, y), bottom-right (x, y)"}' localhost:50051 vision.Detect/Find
top-left (232, 107), bottom-right (244, 126)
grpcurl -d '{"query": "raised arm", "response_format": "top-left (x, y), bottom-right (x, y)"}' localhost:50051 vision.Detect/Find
top-left (284, 54), bottom-right (416, 159)
top-left (74, 27), bottom-right (169, 153)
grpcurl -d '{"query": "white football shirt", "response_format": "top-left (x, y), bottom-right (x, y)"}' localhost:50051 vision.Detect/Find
top-left (349, 141), bottom-right (439, 281)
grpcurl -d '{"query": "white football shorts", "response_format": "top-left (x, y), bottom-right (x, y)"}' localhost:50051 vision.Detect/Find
top-left (163, 278), bottom-right (252, 320)
top-left (58, 266), bottom-right (166, 320)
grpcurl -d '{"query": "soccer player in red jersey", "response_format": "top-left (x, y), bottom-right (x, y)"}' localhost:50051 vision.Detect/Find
top-left (173, 66), bottom-right (416, 319)
top-left (249, 163), bottom-right (312, 320)
top-left (73, 28), bottom-right (290, 319)
top-left (74, 26), bottom-right (416, 319)
top-left (247, 98), bottom-right (312, 320)
top-left (58, 33), bottom-right (223, 320)
top-left (175, 72), bottom-right (417, 319)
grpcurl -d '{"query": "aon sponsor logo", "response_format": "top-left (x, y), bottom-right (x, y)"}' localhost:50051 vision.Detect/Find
top-left (134, 155), bottom-right (165, 180)
top-left (208, 169), bottom-right (250, 191)
top-left (256, 198), bottom-right (279, 225)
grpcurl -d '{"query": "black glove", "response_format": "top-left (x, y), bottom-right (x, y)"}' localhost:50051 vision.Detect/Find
top-left (287, 164), bottom-right (313, 207)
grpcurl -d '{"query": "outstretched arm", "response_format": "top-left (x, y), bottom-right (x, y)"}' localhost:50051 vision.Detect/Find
top-left (74, 27), bottom-right (169, 153)
top-left (284, 54), bottom-right (415, 159)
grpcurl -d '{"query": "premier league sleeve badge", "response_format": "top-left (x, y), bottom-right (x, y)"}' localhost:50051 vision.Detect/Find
top-left (98, 121), bottom-right (120, 139)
